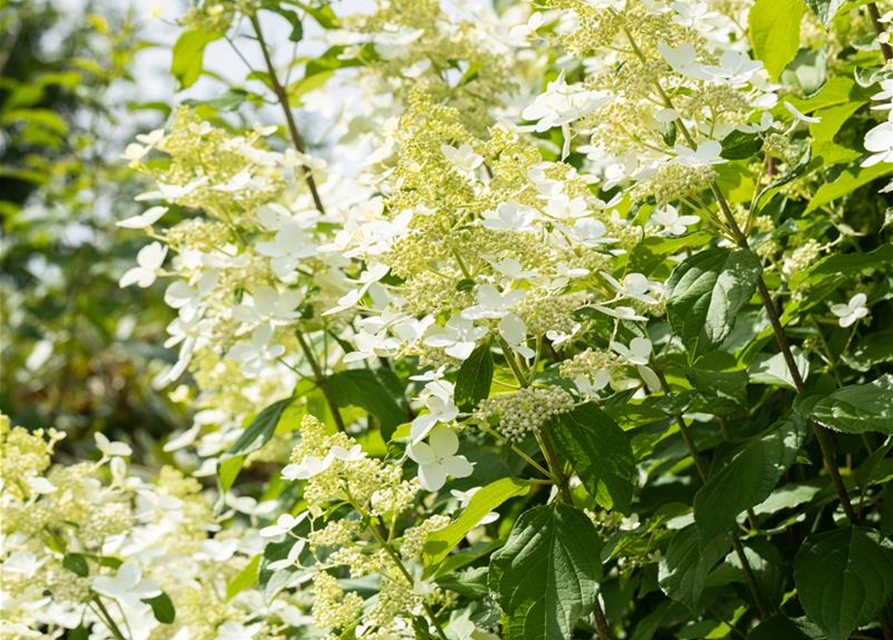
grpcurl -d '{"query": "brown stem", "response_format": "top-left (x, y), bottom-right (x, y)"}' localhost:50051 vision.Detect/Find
top-left (592, 599), bottom-right (613, 640)
top-left (250, 14), bottom-right (326, 215)
top-left (867, 2), bottom-right (893, 62)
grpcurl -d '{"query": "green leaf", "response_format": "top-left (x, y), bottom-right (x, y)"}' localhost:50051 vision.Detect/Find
top-left (287, 1), bottom-right (340, 29)
top-left (435, 566), bottom-right (490, 599)
top-left (748, 615), bottom-right (815, 640)
top-left (70, 626), bottom-right (90, 640)
top-left (666, 248), bottom-right (763, 358)
top-left (694, 416), bottom-right (806, 538)
top-left (720, 130), bottom-right (763, 160)
top-left (805, 161), bottom-right (893, 213)
top-left (802, 0), bottom-right (847, 27)
top-left (63, 553), bottom-right (89, 577)
top-left (182, 88), bottom-right (251, 112)
top-left (794, 527), bottom-right (893, 640)
top-left (216, 397), bottom-right (293, 495)
top-left (453, 341), bottom-right (493, 412)
top-left (228, 397), bottom-right (294, 457)
top-left (327, 368), bottom-right (408, 441)
top-left (747, 347), bottom-right (810, 390)
top-left (789, 243), bottom-right (893, 290)
top-left (628, 231), bottom-right (714, 276)
top-left (143, 591), bottom-right (176, 624)
top-left (170, 29), bottom-right (221, 90)
top-left (266, 5), bottom-right (303, 42)
top-left (809, 101), bottom-right (865, 143)
top-left (423, 477), bottom-right (529, 572)
top-left (217, 455), bottom-right (244, 497)
top-left (658, 524), bottom-right (732, 610)
top-left (227, 554), bottom-right (261, 601)
top-left (548, 403), bottom-right (636, 513)
top-left (748, 0), bottom-right (806, 80)
top-left (489, 502), bottom-right (603, 640)
top-left (754, 146), bottom-right (811, 213)
top-left (798, 374), bottom-right (893, 435)
top-left (287, 70), bottom-right (334, 103)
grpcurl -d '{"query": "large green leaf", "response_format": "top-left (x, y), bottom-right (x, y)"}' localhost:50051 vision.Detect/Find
top-left (805, 162), bottom-right (893, 213)
top-left (797, 374), bottom-right (893, 435)
top-left (748, 0), bottom-right (806, 80)
top-left (695, 416), bottom-right (806, 538)
top-left (327, 368), bottom-right (408, 441)
top-left (423, 477), bottom-right (529, 572)
top-left (658, 524), bottom-right (731, 610)
top-left (170, 29), bottom-right (221, 90)
top-left (666, 248), bottom-right (762, 358)
top-left (217, 397), bottom-right (293, 494)
top-left (794, 527), bottom-right (893, 640)
top-left (453, 341), bottom-right (493, 412)
top-left (489, 502), bottom-right (603, 640)
top-left (548, 403), bottom-right (636, 513)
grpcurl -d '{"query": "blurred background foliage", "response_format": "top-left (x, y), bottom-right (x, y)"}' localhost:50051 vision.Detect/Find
top-left (0, 0), bottom-right (188, 456)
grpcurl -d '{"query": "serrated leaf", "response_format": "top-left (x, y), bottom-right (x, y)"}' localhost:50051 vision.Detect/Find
top-left (424, 476), bottom-right (529, 572)
top-left (143, 591), bottom-right (176, 624)
top-left (695, 416), bottom-right (806, 537)
top-left (798, 374), bottom-right (893, 435)
top-left (489, 502), bottom-right (602, 640)
top-left (171, 29), bottom-right (221, 90)
top-left (658, 524), bottom-right (732, 610)
top-left (548, 403), bottom-right (636, 513)
top-left (748, 0), bottom-right (805, 80)
top-left (666, 248), bottom-right (762, 358)
top-left (327, 368), bottom-right (408, 441)
top-left (453, 341), bottom-right (493, 412)
top-left (794, 527), bottom-right (893, 640)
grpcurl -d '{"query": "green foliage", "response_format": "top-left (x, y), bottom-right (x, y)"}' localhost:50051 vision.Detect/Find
top-left (423, 477), bottom-right (530, 571)
top-left (548, 403), bottom-right (635, 513)
top-left (489, 502), bottom-right (603, 639)
top-left (749, 0), bottom-right (807, 80)
top-left (170, 29), bottom-right (221, 90)
top-left (453, 341), bottom-right (494, 412)
top-left (666, 248), bottom-right (762, 358)
top-left (798, 374), bottom-right (893, 434)
top-left (694, 416), bottom-right (806, 538)
top-left (794, 527), bottom-right (893, 640)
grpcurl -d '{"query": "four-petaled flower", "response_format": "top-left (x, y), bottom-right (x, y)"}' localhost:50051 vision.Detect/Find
top-left (830, 293), bottom-right (869, 328)
top-left (119, 242), bottom-right (167, 288)
top-left (407, 425), bottom-right (474, 491)
top-left (424, 316), bottom-right (488, 360)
